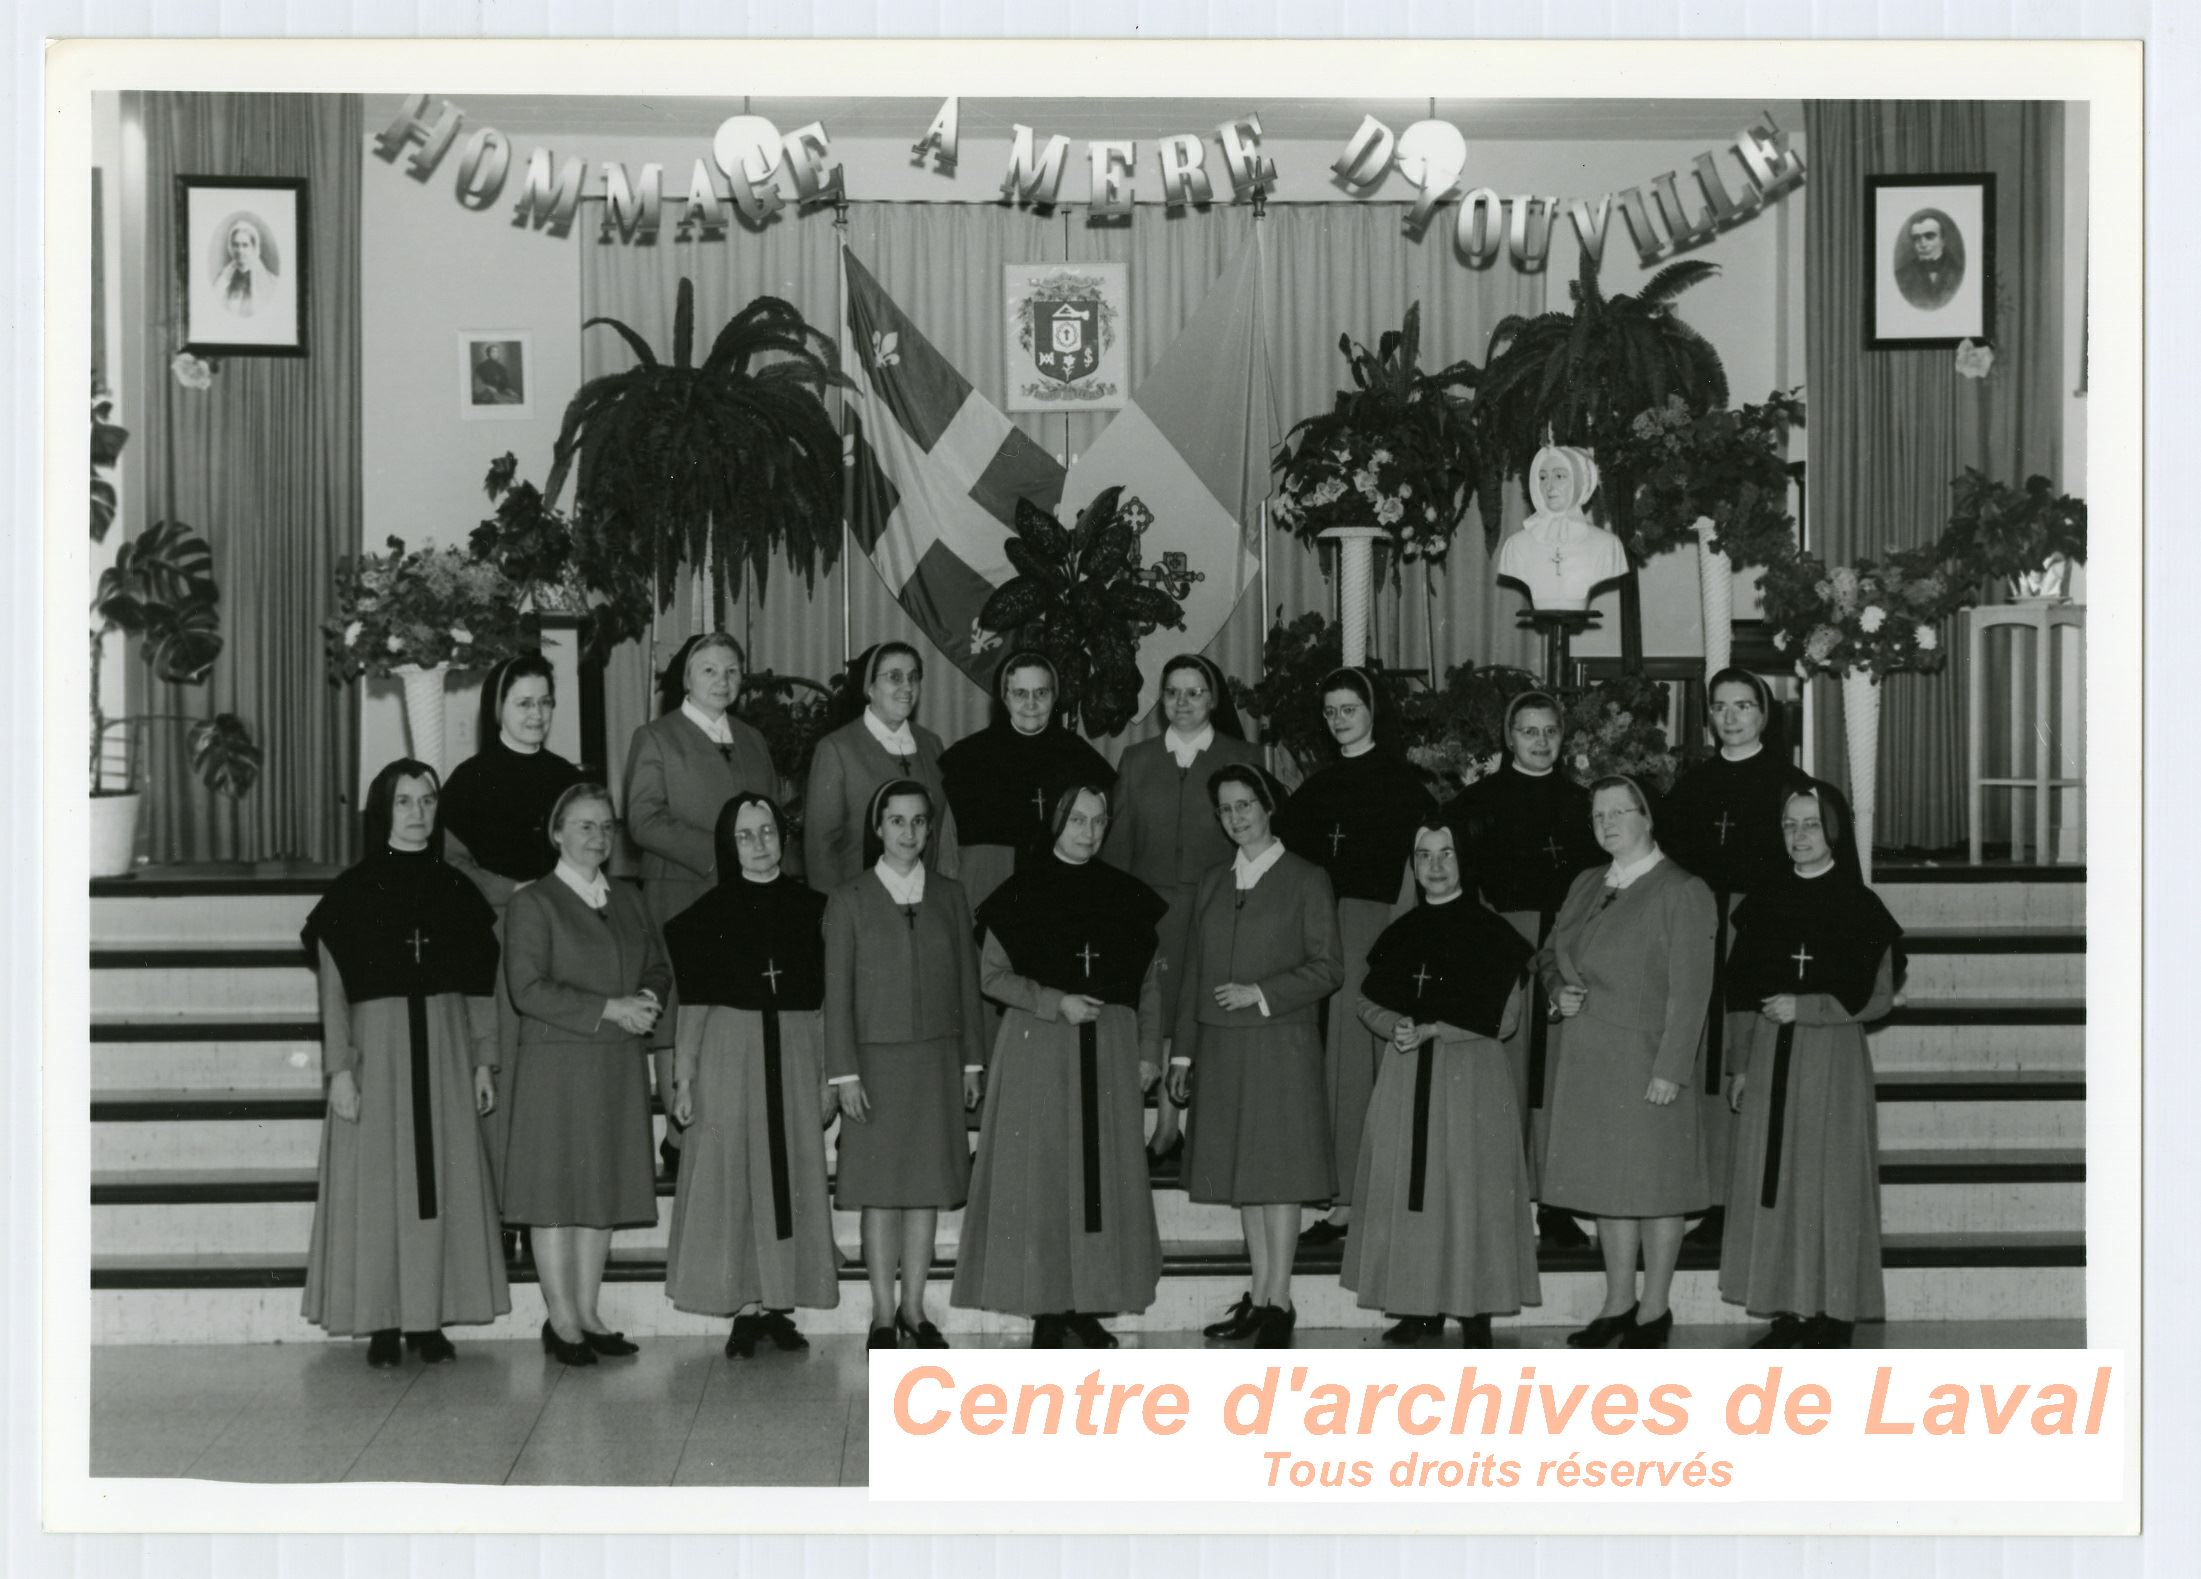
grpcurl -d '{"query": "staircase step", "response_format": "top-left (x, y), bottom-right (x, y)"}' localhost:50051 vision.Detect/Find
top-left (1875, 876), bottom-right (2082, 930)
top-left (91, 886), bottom-right (323, 949)
top-left (92, 1015), bottom-right (321, 1044)
top-left (1866, 1019), bottom-right (2082, 1073)
top-left (93, 962), bottom-right (318, 1017)
top-left (93, 1042), bottom-right (325, 1092)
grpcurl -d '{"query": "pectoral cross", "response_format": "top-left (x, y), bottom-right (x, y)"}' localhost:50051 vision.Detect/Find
top-left (1550, 542), bottom-right (1567, 576)
top-left (1328, 823), bottom-right (1348, 857)
top-left (1412, 963), bottom-right (1432, 997)
top-left (1790, 943), bottom-right (1813, 981)
top-left (1032, 786), bottom-right (1050, 822)
top-left (1714, 811), bottom-right (1735, 846)
top-left (761, 958), bottom-right (783, 994)
top-left (406, 928), bottom-right (430, 965)
top-left (1542, 835), bottom-right (1564, 866)
top-left (1077, 942), bottom-right (1099, 978)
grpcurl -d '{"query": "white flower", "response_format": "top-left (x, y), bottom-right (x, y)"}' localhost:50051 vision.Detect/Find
top-left (1398, 483), bottom-right (1412, 498)
top-left (1954, 339), bottom-right (1995, 380)
top-left (1377, 498), bottom-right (1404, 524)
top-left (1859, 605), bottom-right (1887, 634)
top-left (1424, 506), bottom-right (1437, 522)
top-left (385, 635), bottom-right (403, 653)
top-left (1370, 449), bottom-right (1392, 465)
top-left (1772, 630), bottom-right (1789, 651)
top-left (344, 620), bottom-right (363, 647)
top-left (1352, 469), bottom-right (1376, 494)
top-left (1916, 627), bottom-right (1940, 651)
top-left (451, 626), bottom-right (474, 645)
top-left (170, 352), bottom-right (214, 390)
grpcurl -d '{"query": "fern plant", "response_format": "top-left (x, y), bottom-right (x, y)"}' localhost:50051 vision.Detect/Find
top-left (545, 278), bottom-right (853, 619)
top-left (976, 488), bottom-right (1190, 738)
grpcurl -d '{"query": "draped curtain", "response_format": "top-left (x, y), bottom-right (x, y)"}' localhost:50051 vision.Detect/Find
top-left (123, 92), bottom-right (363, 863)
top-left (1804, 101), bottom-right (2065, 850)
top-left (577, 200), bottom-right (1542, 764)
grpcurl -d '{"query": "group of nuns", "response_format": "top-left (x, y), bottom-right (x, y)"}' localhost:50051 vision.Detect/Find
top-left (299, 633), bottom-right (1902, 1366)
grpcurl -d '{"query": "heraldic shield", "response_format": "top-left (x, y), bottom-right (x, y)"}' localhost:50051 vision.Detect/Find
top-left (1037, 296), bottom-right (1101, 383)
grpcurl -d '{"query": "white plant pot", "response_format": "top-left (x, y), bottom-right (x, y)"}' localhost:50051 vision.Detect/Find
top-left (1320, 526), bottom-right (1387, 667)
top-left (395, 662), bottom-right (452, 775)
top-left (90, 791), bottom-right (141, 877)
top-left (2009, 553), bottom-right (2075, 603)
top-left (1692, 517), bottom-right (1734, 681)
top-left (1842, 668), bottom-right (1882, 883)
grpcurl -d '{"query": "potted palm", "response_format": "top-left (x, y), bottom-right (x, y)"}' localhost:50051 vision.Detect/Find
top-left (1476, 254), bottom-right (1730, 668)
top-left (1271, 303), bottom-right (1485, 667)
top-left (90, 517), bottom-right (262, 875)
top-left (544, 279), bottom-right (852, 627)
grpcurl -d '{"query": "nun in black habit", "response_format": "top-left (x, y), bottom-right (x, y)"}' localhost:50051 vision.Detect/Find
top-left (300, 759), bottom-right (509, 1367)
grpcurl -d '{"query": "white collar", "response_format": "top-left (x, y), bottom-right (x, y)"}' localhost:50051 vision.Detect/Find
top-left (1340, 738), bottom-right (1375, 759)
top-left (874, 859), bottom-right (926, 906)
top-left (1233, 838), bottom-right (1287, 890)
top-left (1719, 741), bottom-right (1765, 763)
top-left (1165, 723), bottom-right (1215, 768)
top-left (1603, 845), bottom-right (1665, 890)
top-left (554, 859), bottom-right (611, 909)
top-left (1796, 858), bottom-right (1837, 880)
top-left (681, 698), bottom-right (733, 745)
top-left (864, 706), bottom-right (918, 755)
top-left (1052, 849), bottom-right (1094, 867)
top-left (740, 867), bottom-right (781, 884)
top-left (1423, 888), bottom-right (1465, 906)
top-left (1510, 759), bottom-right (1555, 778)
top-left (498, 730), bottom-right (542, 755)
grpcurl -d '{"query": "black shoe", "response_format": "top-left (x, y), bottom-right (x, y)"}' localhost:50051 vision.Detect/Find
top-left (867, 1324), bottom-right (899, 1350)
top-left (580, 1326), bottom-right (639, 1357)
top-left (1066, 1313), bottom-right (1119, 1349)
top-left (1683, 1207), bottom-right (1726, 1247)
top-left (1751, 1313), bottom-right (1809, 1349)
top-left (726, 1315), bottom-right (763, 1359)
top-left (1300, 1219), bottom-right (1348, 1248)
top-left (1566, 1305), bottom-right (1638, 1348)
top-left (1620, 1309), bottom-right (1674, 1349)
top-left (405, 1329), bottom-right (456, 1364)
top-left (896, 1311), bottom-right (949, 1348)
top-left (1381, 1315), bottom-right (1444, 1346)
top-left (540, 1319), bottom-right (597, 1367)
top-left (1031, 1314), bottom-right (1069, 1348)
top-left (1253, 1304), bottom-right (1297, 1348)
top-left (659, 1132), bottom-right (682, 1181)
top-left (1458, 1314), bottom-right (1494, 1348)
top-left (1145, 1136), bottom-right (1183, 1178)
top-left (1803, 1314), bottom-right (1854, 1349)
top-left (366, 1329), bottom-right (403, 1368)
top-left (1537, 1207), bottom-right (1590, 1248)
top-left (757, 1310), bottom-right (809, 1352)
top-left (1202, 1292), bottom-right (1261, 1340)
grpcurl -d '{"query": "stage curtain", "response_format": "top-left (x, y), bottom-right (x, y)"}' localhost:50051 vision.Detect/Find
top-left (122, 92), bottom-right (363, 864)
top-left (1803, 101), bottom-right (2066, 851)
top-left (578, 200), bottom-right (1542, 764)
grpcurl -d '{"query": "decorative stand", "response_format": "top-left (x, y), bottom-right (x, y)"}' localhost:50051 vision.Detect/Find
top-left (1692, 517), bottom-right (1734, 682)
top-left (1967, 603), bottom-right (2086, 865)
top-left (395, 661), bottom-right (451, 776)
top-left (1320, 526), bottom-right (1387, 666)
top-left (1517, 608), bottom-right (1600, 689)
top-left (1841, 669), bottom-right (1881, 884)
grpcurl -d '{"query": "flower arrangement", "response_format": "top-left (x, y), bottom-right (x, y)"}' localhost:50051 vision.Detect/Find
top-left (1938, 467), bottom-right (2087, 588)
top-left (1759, 546), bottom-right (1961, 680)
top-left (471, 453), bottom-right (653, 663)
top-left (325, 537), bottom-right (530, 683)
top-left (1559, 673), bottom-right (1682, 794)
top-left (1605, 389), bottom-right (1804, 566)
top-left (1271, 303), bottom-right (1486, 561)
top-left (1229, 612), bottom-right (1423, 777)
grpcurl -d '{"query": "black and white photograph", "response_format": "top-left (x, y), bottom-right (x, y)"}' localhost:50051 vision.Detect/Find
top-left (459, 331), bottom-right (531, 418)
top-left (1868, 172), bottom-right (1996, 349)
top-left (39, 34), bottom-right (2144, 1544)
top-left (178, 173), bottom-right (307, 355)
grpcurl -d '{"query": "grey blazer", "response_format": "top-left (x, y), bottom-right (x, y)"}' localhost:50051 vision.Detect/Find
top-left (622, 709), bottom-right (777, 932)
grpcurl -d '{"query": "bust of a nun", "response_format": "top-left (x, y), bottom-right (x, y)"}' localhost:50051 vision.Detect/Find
top-left (1495, 445), bottom-right (1631, 613)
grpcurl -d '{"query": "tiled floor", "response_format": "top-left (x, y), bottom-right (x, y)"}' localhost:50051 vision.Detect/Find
top-left (92, 1319), bottom-right (2085, 1486)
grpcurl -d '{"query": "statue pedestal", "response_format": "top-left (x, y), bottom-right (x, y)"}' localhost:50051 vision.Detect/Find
top-left (1517, 608), bottom-right (1600, 689)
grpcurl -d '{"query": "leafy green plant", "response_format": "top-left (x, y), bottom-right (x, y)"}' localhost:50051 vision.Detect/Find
top-left (545, 278), bottom-right (852, 620)
top-left (90, 517), bottom-right (260, 798)
top-left (1229, 611), bottom-right (1419, 775)
top-left (975, 488), bottom-right (1190, 738)
top-left (737, 669), bottom-right (840, 788)
top-left (472, 453), bottom-right (652, 665)
top-left (91, 385), bottom-right (127, 542)
top-left (1271, 303), bottom-right (1488, 558)
top-left (1605, 390), bottom-right (1804, 566)
top-left (1939, 468), bottom-right (2088, 585)
top-left (325, 537), bottom-right (530, 683)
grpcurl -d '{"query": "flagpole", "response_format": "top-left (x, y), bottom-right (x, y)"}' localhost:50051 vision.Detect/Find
top-left (835, 199), bottom-right (852, 670)
top-left (1253, 198), bottom-right (1271, 689)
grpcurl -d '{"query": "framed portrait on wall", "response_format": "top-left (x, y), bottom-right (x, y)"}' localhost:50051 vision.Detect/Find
top-left (458, 330), bottom-right (533, 419)
top-left (177, 175), bottom-right (308, 355)
top-left (1866, 172), bottom-right (1996, 348)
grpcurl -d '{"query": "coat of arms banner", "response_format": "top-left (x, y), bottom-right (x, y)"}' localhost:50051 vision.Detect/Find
top-left (1004, 262), bottom-right (1129, 411)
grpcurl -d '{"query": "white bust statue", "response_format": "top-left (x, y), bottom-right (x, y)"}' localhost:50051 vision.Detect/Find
top-left (1496, 444), bottom-right (1631, 612)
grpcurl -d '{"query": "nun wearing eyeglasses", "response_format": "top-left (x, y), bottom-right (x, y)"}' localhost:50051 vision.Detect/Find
top-left (804, 642), bottom-right (961, 897)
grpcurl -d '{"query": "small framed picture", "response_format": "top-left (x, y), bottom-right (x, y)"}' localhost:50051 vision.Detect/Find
top-left (458, 331), bottom-right (533, 419)
top-left (178, 176), bottom-right (308, 356)
top-left (1866, 173), bottom-right (1995, 349)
